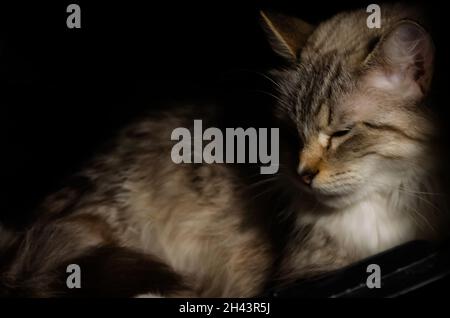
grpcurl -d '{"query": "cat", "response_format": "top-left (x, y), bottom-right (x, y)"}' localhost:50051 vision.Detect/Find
top-left (1, 4), bottom-right (448, 297)
top-left (262, 4), bottom-right (450, 283)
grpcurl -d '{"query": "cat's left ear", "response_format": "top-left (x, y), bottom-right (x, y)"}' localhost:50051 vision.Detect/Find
top-left (365, 20), bottom-right (434, 98)
top-left (260, 10), bottom-right (315, 61)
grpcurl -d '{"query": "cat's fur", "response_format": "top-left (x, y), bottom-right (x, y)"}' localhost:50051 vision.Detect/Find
top-left (1, 4), bottom-right (448, 297)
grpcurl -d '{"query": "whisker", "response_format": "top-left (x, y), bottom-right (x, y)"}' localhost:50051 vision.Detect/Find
top-left (252, 89), bottom-right (290, 108)
top-left (368, 180), bottom-right (443, 216)
top-left (408, 205), bottom-right (438, 233)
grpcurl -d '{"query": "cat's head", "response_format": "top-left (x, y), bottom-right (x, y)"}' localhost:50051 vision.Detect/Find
top-left (262, 7), bottom-right (437, 208)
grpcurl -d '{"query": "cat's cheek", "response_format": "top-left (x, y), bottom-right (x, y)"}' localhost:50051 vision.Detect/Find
top-left (361, 157), bottom-right (403, 192)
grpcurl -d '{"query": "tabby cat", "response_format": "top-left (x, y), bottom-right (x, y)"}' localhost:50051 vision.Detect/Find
top-left (0, 4), bottom-right (448, 297)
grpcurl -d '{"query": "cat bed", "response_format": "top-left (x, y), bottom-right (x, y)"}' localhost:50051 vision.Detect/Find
top-left (266, 240), bottom-right (450, 297)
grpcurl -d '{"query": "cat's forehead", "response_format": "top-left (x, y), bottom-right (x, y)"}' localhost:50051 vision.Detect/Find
top-left (291, 54), bottom-right (355, 136)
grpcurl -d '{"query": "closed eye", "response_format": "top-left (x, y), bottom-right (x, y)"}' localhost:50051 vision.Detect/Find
top-left (331, 128), bottom-right (352, 138)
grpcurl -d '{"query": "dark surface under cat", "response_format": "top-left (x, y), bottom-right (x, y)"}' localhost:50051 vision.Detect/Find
top-left (267, 240), bottom-right (450, 297)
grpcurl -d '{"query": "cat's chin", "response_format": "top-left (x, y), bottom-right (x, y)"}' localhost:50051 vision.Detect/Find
top-left (291, 176), bottom-right (368, 209)
top-left (313, 189), bottom-right (366, 209)
top-left (315, 194), bottom-right (356, 209)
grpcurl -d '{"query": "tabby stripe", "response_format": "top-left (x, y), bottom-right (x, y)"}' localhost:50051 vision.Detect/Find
top-left (353, 151), bottom-right (400, 160)
top-left (362, 122), bottom-right (425, 143)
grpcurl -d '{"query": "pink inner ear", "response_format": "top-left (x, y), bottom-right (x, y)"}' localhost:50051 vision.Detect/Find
top-left (364, 68), bottom-right (422, 99)
top-left (364, 21), bottom-right (433, 98)
top-left (367, 70), bottom-right (403, 90)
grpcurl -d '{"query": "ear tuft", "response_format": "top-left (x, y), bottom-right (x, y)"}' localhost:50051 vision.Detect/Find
top-left (260, 10), bottom-right (315, 61)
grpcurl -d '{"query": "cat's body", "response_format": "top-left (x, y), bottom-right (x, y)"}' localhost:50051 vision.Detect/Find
top-left (1, 4), bottom-right (448, 297)
top-left (0, 109), bottom-right (275, 297)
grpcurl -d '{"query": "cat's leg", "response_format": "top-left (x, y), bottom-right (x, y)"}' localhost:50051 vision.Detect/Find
top-left (59, 244), bottom-right (194, 297)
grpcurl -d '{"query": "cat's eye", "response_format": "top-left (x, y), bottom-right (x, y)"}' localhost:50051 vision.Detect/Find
top-left (331, 128), bottom-right (352, 138)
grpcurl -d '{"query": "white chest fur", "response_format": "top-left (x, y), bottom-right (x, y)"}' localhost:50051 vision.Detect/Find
top-left (301, 193), bottom-right (418, 258)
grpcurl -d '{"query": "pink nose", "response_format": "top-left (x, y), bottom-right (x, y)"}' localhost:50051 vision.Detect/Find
top-left (299, 169), bottom-right (318, 185)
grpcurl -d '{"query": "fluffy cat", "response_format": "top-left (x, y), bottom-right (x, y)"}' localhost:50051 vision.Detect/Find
top-left (1, 4), bottom-right (448, 297)
top-left (263, 5), bottom-right (449, 282)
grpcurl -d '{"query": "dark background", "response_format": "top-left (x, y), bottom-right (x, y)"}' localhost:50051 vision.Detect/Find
top-left (1, 0), bottom-right (449, 228)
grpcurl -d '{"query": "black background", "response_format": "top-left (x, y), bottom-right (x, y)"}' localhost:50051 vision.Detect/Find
top-left (1, 0), bottom-right (449, 228)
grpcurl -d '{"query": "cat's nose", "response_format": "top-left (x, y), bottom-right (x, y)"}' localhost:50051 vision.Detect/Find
top-left (298, 168), bottom-right (318, 186)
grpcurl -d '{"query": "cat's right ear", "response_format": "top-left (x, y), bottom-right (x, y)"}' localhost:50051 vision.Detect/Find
top-left (364, 20), bottom-right (434, 98)
top-left (260, 10), bottom-right (315, 61)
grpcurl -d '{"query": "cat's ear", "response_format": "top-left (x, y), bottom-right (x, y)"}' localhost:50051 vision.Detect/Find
top-left (365, 20), bottom-right (434, 98)
top-left (260, 10), bottom-right (315, 61)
